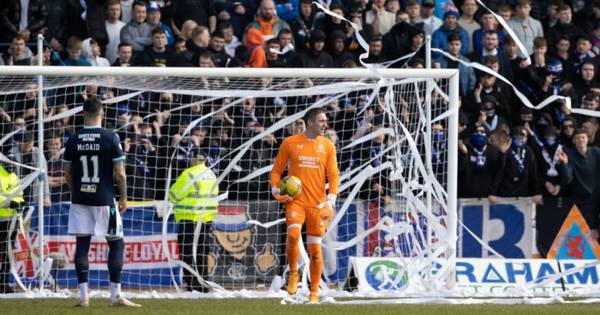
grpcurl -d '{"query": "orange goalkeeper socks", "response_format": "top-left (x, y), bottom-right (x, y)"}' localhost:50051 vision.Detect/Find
top-left (308, 243), bottom-right (323, 294)
top-left (286, 228), bottom-right (301, 273)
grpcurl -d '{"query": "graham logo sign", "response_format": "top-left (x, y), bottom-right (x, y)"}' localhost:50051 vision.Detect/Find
top-left (365, 260), bottom-right (409, 290)
top-left (349, 257), bottom-right (600, 295)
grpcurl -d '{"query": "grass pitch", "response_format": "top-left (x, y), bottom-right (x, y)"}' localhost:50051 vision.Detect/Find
top-left (0, 298), bottom-right (597, 315)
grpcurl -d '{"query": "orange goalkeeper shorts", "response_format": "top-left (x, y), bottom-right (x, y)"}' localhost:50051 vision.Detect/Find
top-left (285, 203), bottom-right (327, 237)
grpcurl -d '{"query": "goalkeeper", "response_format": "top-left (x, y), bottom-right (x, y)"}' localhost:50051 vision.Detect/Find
top-left (270, 107), bottom-right (340, 303)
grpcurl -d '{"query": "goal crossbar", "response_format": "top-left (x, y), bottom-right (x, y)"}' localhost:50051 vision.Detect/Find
top-left (0, 66), bottom-right (458, 79)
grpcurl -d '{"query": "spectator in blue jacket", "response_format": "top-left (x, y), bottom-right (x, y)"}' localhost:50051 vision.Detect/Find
top-left (435, 33), bottom-right (476, 97)
top-left (432, 9), bottom-right (468, 57)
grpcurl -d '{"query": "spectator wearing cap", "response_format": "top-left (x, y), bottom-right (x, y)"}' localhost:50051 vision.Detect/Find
top-left (104, 0), bottom-right (126, 64)
top-left (365, 0), bottom-right (395, 36)
top-left (558, 127), bottom-right (600, 239)
top-left (244, 0), bottom-right (291, 41)
top-left (458, 125), bottom-right (503, 199)
top-left (496, 126), bottom-right (543, 202)
top-left (300, 30), bottom-right (333, 68)
top-left (435, 33), bottom-right (476, 97)
top-left (507, 0), bottom-right (544, 56)
top-left (290, 0), bottom-right (321, 53)
top-left (472, 11), bottom-right (505, 59)
top-left (420, 0), bottom-right (442, 35)
top-left (146, 1), bottom-right (175, 47)
top-left (431, 9), bottom-right (469, 57)
top-left (120, 1), bottom-right (153, 53)
top-left (328, 30), bottom-right (355, 68)
top-left (458, 0), bottom-right (480, 55)
top-left (547, 4), bottom-right (586, 55)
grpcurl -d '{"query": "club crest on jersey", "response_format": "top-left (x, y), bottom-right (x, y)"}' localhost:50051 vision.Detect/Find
top-left (296, 144), bottom-right (304, 150)
top-left (317, 143), bottom-right (325, 153)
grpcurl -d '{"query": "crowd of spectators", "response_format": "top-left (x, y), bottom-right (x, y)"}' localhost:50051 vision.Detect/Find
top-left (0, 0), bottom-right (600, 249)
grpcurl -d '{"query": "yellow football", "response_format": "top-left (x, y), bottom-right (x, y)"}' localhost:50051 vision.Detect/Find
top-left (279, 175), bottom-right (302, 198)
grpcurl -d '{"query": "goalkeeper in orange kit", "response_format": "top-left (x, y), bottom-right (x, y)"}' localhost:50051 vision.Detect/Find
top-left (270, 107), bottom-right (340, 304)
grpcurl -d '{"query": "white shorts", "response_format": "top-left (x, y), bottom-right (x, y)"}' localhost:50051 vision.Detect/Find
top-left (68, 203), bottom-right (123, 238)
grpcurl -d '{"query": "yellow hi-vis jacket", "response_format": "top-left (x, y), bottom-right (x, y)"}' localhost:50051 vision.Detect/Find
top-left (168, 163), bottom-right (219, 223)
top-left (0, 165), bottom-right (24, 218)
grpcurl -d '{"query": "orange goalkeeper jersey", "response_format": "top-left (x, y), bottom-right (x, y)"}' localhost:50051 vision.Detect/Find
top-left (271, 133), bottom-right (340, 208)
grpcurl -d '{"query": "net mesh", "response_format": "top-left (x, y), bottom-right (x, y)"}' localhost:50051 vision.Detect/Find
top-left (0, 72), bottom-right (455, 294)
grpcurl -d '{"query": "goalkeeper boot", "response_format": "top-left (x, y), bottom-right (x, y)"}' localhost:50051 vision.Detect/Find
top-left (110, 296), bottom-right (142, 307)
top-left (308, 292), bottom-right (320, 304)
top-left (287, 272), bottom-right (300, 295)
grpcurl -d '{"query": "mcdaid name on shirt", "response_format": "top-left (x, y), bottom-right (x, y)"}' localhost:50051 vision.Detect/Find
top-left (77, 143), bottom-right (100, 151)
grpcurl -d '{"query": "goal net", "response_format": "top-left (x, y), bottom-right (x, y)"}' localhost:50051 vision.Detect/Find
top-left (0, 67), bottom-right (458, 296)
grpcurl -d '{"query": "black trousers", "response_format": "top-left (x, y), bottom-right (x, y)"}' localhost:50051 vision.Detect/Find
top-left (177, 220), bottom-right (211, 292)
top-left (0, 220), bottom-right (17, 289)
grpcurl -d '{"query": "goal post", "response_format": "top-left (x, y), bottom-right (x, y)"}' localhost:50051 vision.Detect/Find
top-left (0, 66), bottom-right (459, 295)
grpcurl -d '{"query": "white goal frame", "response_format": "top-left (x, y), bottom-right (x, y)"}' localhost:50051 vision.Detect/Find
top-left (0, 65), bottom-right (459, 292)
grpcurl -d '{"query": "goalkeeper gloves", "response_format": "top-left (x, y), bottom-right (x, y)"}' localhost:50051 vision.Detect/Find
top-left (271, 186), bottom-right (293, 204)
top-left (321, 194), bottom-right (336, 221)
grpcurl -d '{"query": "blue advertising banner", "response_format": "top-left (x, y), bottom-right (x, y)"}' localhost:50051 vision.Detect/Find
top-left (458, 198), bottom-right (535, 258)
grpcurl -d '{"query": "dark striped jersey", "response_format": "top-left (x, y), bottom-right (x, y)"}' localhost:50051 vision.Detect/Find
top-left (63, 126), bottom-right (125, 206)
